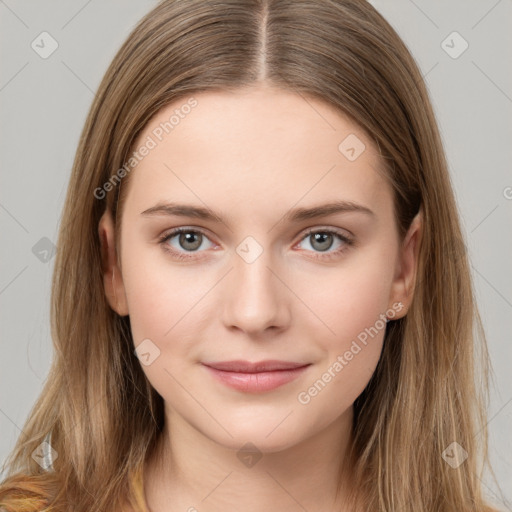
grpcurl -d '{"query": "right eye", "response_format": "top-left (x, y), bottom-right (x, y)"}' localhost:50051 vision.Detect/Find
top-left (158, 228), bottom-right (216, 260)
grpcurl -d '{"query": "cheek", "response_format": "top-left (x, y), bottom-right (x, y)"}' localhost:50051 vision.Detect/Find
top-left (119, 233), bottom-right (214, 359)
top-left (123, 265), bottom-right (208, 346)
top-left (293, 252), bottom-right (395, 406)
top-left (302, 253), bottom-right (394, 350)
top-left (120, 249), bottom-right (213, 399)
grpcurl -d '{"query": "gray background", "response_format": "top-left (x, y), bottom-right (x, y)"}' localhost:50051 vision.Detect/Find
top-left (1, 0), bottom-right (511, 508)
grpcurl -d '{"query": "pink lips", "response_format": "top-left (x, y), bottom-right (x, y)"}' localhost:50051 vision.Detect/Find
top-left (202, 360), bottom-right (311, 393)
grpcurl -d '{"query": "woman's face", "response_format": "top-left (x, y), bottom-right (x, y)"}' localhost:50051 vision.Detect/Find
top-left (100, 84), bottom-right (419, 452)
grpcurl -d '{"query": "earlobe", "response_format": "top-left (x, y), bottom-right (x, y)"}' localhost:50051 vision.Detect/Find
top-left (98, 209), bottom-right (129, 316)
top-left (388, 209), bottom-right (423, 319)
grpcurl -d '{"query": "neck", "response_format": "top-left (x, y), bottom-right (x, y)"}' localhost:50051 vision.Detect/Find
top-left (143, 405), bottom-right (360, 512)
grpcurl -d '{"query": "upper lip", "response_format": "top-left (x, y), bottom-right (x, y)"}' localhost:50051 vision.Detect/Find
top-left (202, 360), bottom-right (310, 373)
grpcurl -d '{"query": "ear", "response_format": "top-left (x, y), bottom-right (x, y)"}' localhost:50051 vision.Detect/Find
top-left (98, 209), bottom-right (129, 316)
top-left (387, 209), bottom-right (423, 319)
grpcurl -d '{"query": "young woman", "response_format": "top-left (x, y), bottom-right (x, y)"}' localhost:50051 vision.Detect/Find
top-left (0, 0), bottom-right (504, 511)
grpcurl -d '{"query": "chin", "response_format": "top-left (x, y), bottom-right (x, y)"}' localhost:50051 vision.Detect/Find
top-left (202, 421), bottom-right (305, 454)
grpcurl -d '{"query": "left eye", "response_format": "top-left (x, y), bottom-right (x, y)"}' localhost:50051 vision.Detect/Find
top-left (296, 229), bottom-right (352, 255)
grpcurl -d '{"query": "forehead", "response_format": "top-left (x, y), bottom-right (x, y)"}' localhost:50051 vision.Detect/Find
top-left (123, 86), bottom-right (392, 222)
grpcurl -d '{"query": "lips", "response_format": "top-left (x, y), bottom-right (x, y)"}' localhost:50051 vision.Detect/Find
top-left (202, 360), bottom-right (311, 393)
top-left (202, 360), bottom-right (309, 373)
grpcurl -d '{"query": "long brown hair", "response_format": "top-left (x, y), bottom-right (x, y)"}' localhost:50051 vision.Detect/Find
top-left (0, 0), bottom-right (503, 510)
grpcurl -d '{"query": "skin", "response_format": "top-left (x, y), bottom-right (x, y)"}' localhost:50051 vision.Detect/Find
top-left (99, 83), bottom-right (422, 512)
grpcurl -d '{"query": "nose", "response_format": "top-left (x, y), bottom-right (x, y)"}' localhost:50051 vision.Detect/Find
top-left (221, 246), bottom-right (291, 336)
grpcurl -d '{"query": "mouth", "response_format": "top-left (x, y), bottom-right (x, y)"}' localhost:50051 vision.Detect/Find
top-left (201, 360), bottom-right (312, 393)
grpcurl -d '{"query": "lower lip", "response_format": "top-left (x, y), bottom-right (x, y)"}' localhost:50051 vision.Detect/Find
top-left (203, 365), bottom-right (310, 393)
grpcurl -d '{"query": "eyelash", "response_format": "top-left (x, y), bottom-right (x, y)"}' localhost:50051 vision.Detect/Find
top-left (157, 227), bottom-right (354, 261)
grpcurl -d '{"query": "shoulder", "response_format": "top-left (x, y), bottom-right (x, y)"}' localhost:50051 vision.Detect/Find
top-left (0, 473), bottom-right (53, 511)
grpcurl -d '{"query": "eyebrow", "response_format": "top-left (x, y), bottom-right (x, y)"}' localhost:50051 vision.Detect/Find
top-left (140, 200), bottom-right (375, 226)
